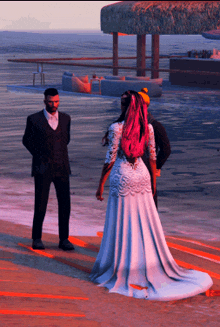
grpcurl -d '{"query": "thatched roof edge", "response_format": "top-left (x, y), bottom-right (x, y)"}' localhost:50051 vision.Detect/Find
top-left (101, 1), bottom-right (220, 35)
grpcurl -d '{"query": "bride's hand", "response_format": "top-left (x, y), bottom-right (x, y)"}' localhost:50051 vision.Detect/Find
top-left (96, 185), bottom-right (104, 201)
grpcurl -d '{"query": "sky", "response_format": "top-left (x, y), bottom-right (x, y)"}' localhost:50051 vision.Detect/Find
top-left (0, 1), bottom-right (117, 31)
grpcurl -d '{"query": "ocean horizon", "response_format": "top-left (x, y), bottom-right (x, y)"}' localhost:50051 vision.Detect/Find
top-left (1, 30), bottom-right (218, 58)
top-left (0, 29), bottom-right (103, 34)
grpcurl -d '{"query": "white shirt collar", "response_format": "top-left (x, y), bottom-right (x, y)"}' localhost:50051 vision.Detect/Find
top-left (43, 108), bottom-right (59, 121)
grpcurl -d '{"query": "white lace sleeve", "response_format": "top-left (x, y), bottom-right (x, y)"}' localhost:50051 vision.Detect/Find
top-left (105, 123), bottom-right (123, 164)
top-left (148, 124), bottom-right (156, 160)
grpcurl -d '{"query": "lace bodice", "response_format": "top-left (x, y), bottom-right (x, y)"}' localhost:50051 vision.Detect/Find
top-left (105, 122), bottom-right (156, 164)
top-left (104, 122), bottom-right (156, 197)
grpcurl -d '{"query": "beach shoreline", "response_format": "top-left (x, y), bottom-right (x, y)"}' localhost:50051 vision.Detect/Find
top-left (0, 83), bottom-right (219, 241)
top-left (0, 31), bottom-right (219, 241)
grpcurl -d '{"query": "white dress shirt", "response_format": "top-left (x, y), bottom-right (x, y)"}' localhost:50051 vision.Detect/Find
top-left (43, 108), bottom-right (59, 130)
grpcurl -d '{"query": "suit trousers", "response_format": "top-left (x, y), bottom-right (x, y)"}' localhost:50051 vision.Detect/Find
top-left (32, 173), bottom-right (71, 241)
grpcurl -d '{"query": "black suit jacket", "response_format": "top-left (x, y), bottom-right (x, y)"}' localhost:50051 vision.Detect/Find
top-left (146, 112), bottom-right (171, 170)
top-left (150, 119), bottom-right (171, 170)
top-left (23, 110), bottom-right (71, 176)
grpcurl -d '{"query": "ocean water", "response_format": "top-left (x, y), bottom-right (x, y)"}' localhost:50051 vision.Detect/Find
top-left (1, 30), bottom-right (220, 81)
top-left (0, 31), bottom-right (220, 240)
top-left (1, 30), bottom-right (219, 56)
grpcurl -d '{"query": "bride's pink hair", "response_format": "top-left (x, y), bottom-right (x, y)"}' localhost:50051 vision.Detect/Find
top-left (121, 91), bottom-right (149, 159)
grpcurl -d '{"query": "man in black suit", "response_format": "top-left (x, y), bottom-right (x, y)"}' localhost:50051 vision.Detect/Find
top-left (146, 111), bottom-right (171, 207)
top-left (23, 88), bottom-right (74, 251)
top-left (139, 88), bottom-right (171, 208)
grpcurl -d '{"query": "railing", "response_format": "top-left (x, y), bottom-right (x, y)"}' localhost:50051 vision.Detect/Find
top-left (7, 56), bottom-right (220, 77)
top-left (8, 55), bottom-right (186, 62)
top-left (7, 55), bottom-right (183, 77)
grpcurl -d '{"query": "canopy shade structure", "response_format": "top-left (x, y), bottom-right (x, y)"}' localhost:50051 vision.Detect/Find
top-left (100, 1), bottom-right (220, 77)
top-left (101, 1), bottom-right (220, 35)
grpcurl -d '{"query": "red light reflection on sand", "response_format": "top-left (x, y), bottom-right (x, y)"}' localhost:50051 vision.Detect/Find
top-left (175, 259), bottom-right (220, 280)
top-left (167, 242), bottom-right (220, 264)
top-left (0, 310), bottom-right (85, 317)
top-left (18, 243), bottom-right (92, 273)
top-left (69, 236), bottom-right (99, 252)
top-left (166, 236), bottom-right (220, 252)
top-left (0, 291), bottom-right (88, 300)
top-left (0, 267), bottom-right (19, 270)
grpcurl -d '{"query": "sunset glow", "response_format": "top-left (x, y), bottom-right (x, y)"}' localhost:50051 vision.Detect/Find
top-left (0, 1), bottom-right (117, 31)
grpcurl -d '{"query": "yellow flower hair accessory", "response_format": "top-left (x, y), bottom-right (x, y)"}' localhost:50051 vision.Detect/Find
top-left (138, 88), bottom-right (150, 106)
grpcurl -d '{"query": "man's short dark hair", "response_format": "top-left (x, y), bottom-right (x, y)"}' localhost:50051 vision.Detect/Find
top-left (44, 88), bottom-right (59, 97)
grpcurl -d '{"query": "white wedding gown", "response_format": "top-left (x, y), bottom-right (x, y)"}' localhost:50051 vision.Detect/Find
top-left (90, 122), bottom-right (213, 301)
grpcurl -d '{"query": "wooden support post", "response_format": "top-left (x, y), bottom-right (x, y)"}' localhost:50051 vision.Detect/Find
top-left (151, 34), bottom-right (160, 79)
top-left (137, 34), bottom-right (146, 76)
top-left (113, 32), bottom-right (118, 76)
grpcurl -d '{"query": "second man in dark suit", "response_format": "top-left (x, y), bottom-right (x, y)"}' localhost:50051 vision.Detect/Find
top-left (139, 88), bottom-right (171, 208)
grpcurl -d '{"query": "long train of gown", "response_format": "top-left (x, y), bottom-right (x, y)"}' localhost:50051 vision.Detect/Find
top-left (90, 122), bottom-right (213, 301)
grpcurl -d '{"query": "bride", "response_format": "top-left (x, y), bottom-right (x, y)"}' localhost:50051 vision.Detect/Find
top-left (90, 90), bottom-right (213, 301)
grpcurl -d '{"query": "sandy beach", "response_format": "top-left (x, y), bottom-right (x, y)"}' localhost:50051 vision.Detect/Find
top-left (1, 219), bottom-right (220, 327)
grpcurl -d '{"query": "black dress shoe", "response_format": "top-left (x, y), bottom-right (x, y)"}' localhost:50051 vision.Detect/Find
top-left (59, 239), bottom-right (74, 251)
top-left (32, 239), bottom-right (45, 250)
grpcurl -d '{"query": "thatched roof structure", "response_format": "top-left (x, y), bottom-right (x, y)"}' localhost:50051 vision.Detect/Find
top-left (101, 1), bottom-right (220, 77)
top-left (101, 1), bottom-right (220, 35)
